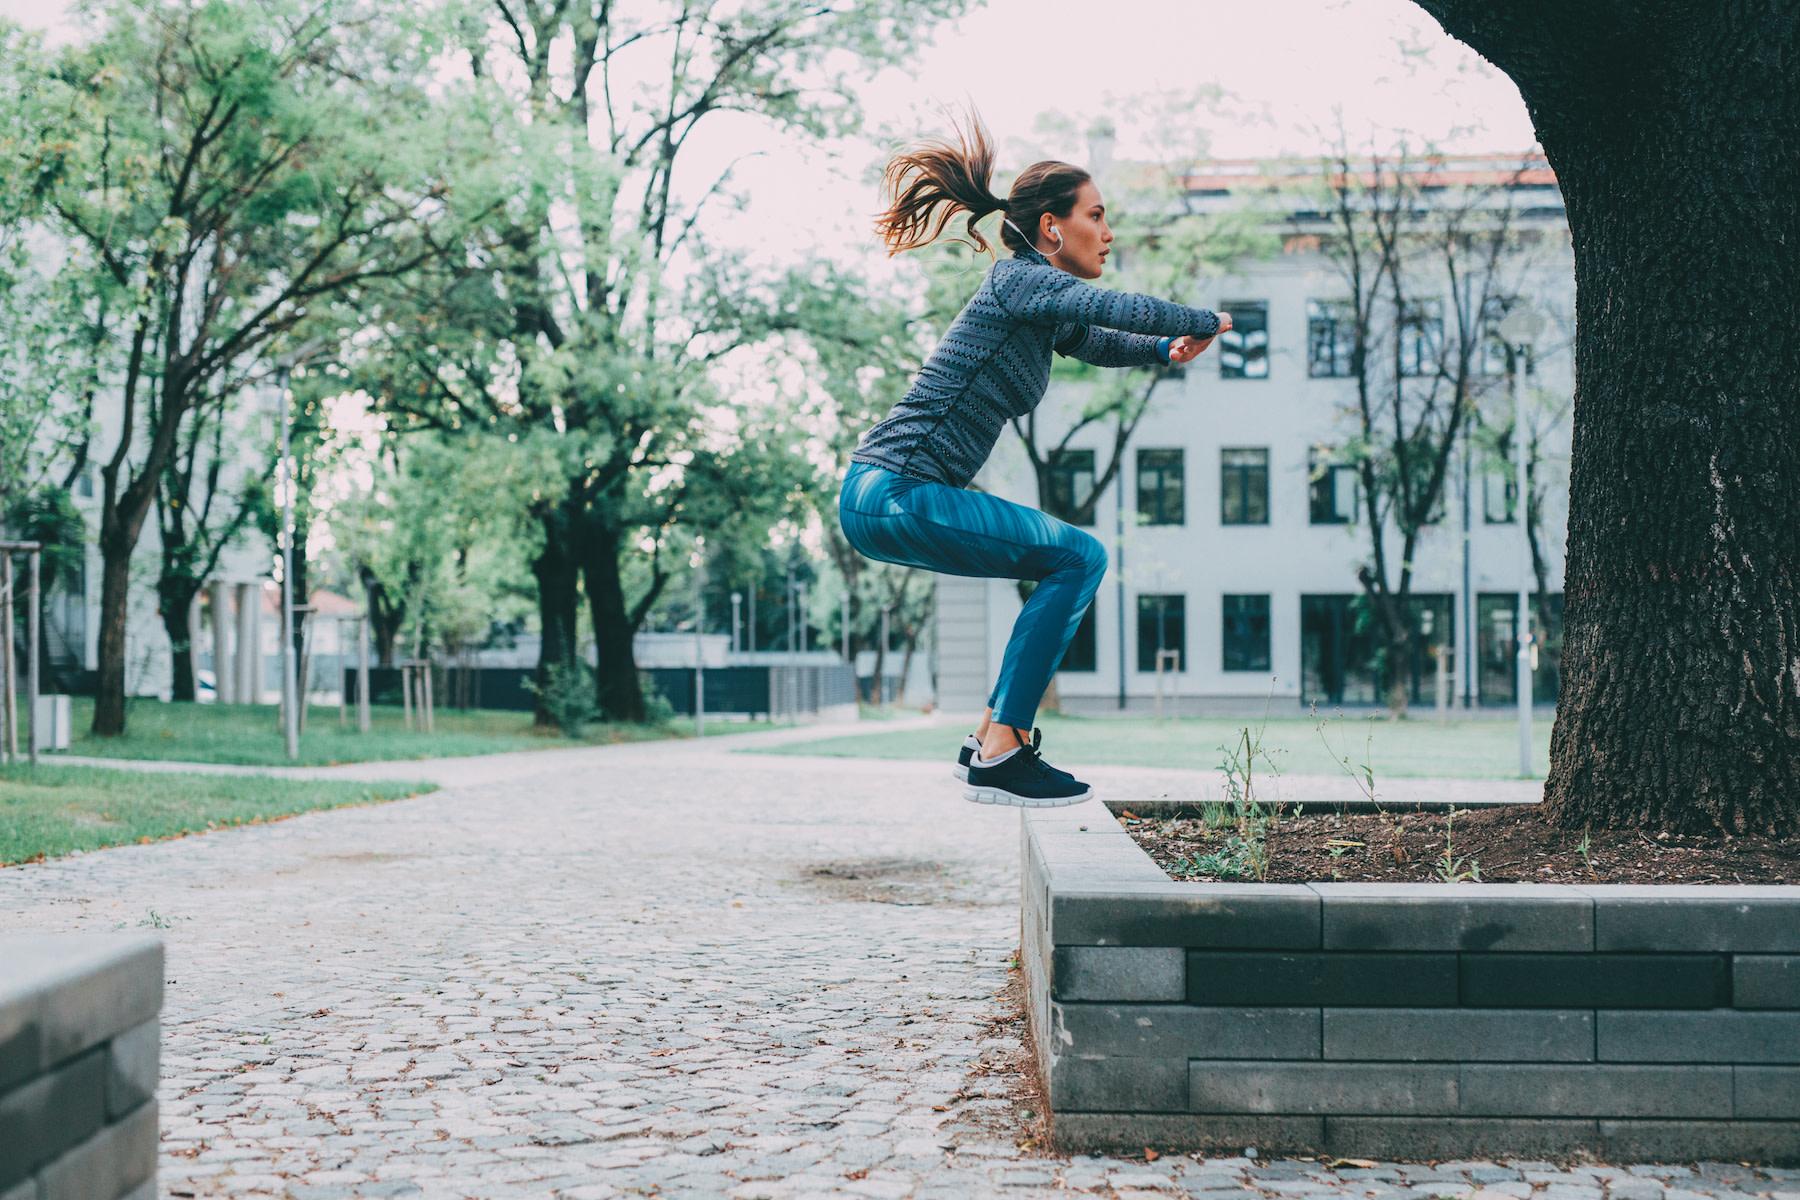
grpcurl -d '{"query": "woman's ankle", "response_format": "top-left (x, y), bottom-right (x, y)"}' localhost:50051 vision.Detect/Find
top-left (978, 725), bottom-right (1023, 760)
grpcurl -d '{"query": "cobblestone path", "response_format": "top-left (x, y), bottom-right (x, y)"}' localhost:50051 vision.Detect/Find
top-left (4, 730), bottom-right (1793, 1200)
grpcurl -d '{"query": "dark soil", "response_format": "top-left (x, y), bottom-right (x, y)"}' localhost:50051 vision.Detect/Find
top-left (1121, 805), bottom-right (1800, 885)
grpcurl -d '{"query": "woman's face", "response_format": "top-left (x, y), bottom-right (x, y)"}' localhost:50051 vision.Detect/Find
top-left (1041, 181), bottom-right (1112, 279)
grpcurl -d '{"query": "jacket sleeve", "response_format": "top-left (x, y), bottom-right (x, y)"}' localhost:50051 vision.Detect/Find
top-left (1054, 324), bottom-right (1170, 368)
top-left (995, 260), bottom-right (1220, 340)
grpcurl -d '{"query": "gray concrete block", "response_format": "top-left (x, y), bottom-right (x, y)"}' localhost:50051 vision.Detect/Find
top-left (35, 1098), bottom-right (157, 1200)
top-left (1598, 1119), bottom-right (1800, 1165)
top-left (0, 1047), bottom-right (106, 1187)
top-left (1054, 946), bottom-right (1186, 1002)
top-left (1321, 1117), bottom-right (1603, 1163)
top-left (105, 1019), bottom-right (159, 1120)
top-left (1734, 1068), bottom-right (1800, 1119)
top-left (1052, 885), bottom-right (1320, 949)
top-left (0, 1177), bottom-right (32, 1200)
top-left (1055, 1004), bottom-right (1319, 1060)
top-left (1323, 1009), bottom-right (1594, 1063)
top-left (1581, 886), bottom-right (1800, 953)
top-left (1049, 1112), bottom-right (1325, 1158)
top-left (1734, 956), bottom-right (1800, 1009)
top-left (0, 984), bottom-right (37, 1094)
top-left (1313, 884), bottom-right (1594, 952)
top-left (1458, 1064), bottom-right (1733, 1118)
top-left (1189, 1061), bottom-right (1459, 1115)
top-left (118, 1179), bottom-right (157, 1200)
top-left (1597, 1011), bottom-right (1800, 1063)
top-left (0, 936), bottom-right (162, 1073)
top-left (1461, 953), bottom-right (1727, 1009)
top-left (1189, 951), bottom-right (1458, 1006)
top-left (1050, 1054), bottom-right (1186, 1112)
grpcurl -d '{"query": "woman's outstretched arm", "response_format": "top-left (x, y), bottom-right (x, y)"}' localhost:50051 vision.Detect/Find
top-left (994, 260), bottom-right (1221, 340)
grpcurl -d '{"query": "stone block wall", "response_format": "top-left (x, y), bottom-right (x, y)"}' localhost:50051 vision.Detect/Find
top-left (0, 935), bottom-right (162, 1200)
top-left (1022, 807), bottom-right (1800, 1163)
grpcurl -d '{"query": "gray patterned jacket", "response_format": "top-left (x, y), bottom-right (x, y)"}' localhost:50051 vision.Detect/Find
top-left (850, 244), bottom-right (1221, 489)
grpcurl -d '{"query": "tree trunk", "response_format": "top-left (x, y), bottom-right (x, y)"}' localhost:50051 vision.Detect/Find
top-left (582, 523), bottom-right (645, 724)
top-left (1382, 623), bottom-right (1411, 719)
top-left (158, 577), bottom-right (200, 703)
top-left (532, 506), bottom-right (583, 727)
top-left (1412, 1), bottom-right (1800, 832)
top-left (91, 528), bottom-right (138, 736)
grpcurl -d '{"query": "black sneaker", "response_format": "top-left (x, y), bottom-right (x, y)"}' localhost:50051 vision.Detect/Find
top-left (1026, 727), bottom-right (1077, 782)
top-left (963, 741), bottom-right (1093, 808)
top-left (952, 733), bottom-right (980, 782)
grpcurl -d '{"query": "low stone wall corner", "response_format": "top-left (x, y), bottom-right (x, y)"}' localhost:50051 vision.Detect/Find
top-left (0, 934), bottom-right (163, 1200)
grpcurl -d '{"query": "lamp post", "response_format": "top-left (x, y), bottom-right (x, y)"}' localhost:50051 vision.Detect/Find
top-left (1497, 303), bottom-right (1546, 779)
top-left (731, 591), bottom-right (742, 654)
top-left (693, 540), bottom-right (705, 738)
top-left (273, 340), bottom-right (324, 761)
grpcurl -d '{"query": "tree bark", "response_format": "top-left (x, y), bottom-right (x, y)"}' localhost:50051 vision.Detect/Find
top-left (91, 521), bottom-right (141, 735)
top-left (158, 578), bottom-right (200, 703)
top-left (582, 522), bottom-right (647, 725)
top-left (532, 504), bottom-right (583, 727)
top-left (1413, 0), bottom-right (1800, 833)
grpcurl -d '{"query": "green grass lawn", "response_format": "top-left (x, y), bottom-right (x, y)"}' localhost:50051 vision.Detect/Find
top-left (750, 712), bottom-right (1557, 779)
top-left (61, 698), bottom-right (688, 767)
top-left (0, 762), bottom-right (436, 865)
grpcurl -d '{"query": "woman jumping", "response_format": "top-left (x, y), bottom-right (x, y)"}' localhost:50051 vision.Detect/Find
top-left (839, 114), bottom-right (1229, 808)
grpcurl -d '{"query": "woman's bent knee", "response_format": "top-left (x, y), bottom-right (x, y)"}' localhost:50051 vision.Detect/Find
top-left (1077, 532), bottom-right (1108, 585)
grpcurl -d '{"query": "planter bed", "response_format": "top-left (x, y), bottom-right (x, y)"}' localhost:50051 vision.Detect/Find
top-left (1022, 803), bottom-right (1800, 1163)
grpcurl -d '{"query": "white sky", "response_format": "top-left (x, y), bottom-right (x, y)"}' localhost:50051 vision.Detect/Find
top-left (3, 0), bottom-right (1535, 269)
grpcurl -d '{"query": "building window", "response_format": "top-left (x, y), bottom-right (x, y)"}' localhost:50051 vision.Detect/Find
top-left (1136, 594), bottom-right (1185, 672)
top-left (1045, 449), bottom-right (1097, 527)
top-left (1222, 594), bottom-right (1271, 672)
top-left (74, 472), bottom-right (94, 499)
top-left (1300, 594), bottom-right (1377, 705)
top-left (1059, 605), bottom-right (1098, 673)
top-left (1221, 448), bottom-right (1269, 525)
top-left (1478, 592), bottom-right (1564, 705)
top-left (1308, 450), bottom-right (1359, 524)
top-left (1219, 301), bottom-right (1269, 379)
top-left (1484, 470), bottom-right (1517, 523)
top-left (1137, 448), bottom-right (1184, 526)
top-left (1398, 298), bottom-right (1443, 377)
top-left (1307, 299), bottom-right (1356, 377)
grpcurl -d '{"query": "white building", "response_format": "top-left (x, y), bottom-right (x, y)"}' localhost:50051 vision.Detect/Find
top-left (936, 155), bottom-right (1575, 717)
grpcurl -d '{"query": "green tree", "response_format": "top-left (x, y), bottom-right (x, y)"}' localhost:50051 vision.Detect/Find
top-left (355, 0), bottom-right (963, 724)
top-left (21, 0), bottom-right (458, 735)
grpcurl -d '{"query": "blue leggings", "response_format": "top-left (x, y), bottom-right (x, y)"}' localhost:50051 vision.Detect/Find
top-left (838, 462), bottom-right (1108, 729)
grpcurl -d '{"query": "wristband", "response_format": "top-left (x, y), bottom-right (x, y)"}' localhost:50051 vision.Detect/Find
top-left (1157, 337), bottom-right (1174, 363)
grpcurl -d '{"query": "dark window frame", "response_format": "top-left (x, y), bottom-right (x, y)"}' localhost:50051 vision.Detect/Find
top-left (1307, 299), bottom-right (1356, 378)
top-left (1222, 593), bottom-right (1271, 672)
top-left (1308, 450), bottom-right (1360, 525)
top-left (1398, 298), bottom-right (1444, 378)
top-left (1218, 301), bottom-right (1270, 380)
top-left (1045, 448), bottom-right (1098, 527)
top-left (1137, 448), bottom-right (1185, 527)
top-left (1136, 593), bottom-right (1186, 673)
top-left (1220, 447), bottom-right (1269, 526)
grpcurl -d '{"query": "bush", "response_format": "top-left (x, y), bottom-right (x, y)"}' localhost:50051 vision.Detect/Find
top-left (527, 662), bottom-right (599, 738)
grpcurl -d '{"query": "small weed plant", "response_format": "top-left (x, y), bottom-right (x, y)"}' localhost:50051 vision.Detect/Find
top-left (1178, 720), bottom-right (1287, 881)
top-left (1434, 806), bottom-right (1482, 884)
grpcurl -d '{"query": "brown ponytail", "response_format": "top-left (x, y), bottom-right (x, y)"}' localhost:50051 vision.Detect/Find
top-left (874, 111), bottom-right (1093, 258)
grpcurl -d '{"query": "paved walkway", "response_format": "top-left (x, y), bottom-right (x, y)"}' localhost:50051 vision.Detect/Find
top-left (3, 730), bottom-right (1782, 1200)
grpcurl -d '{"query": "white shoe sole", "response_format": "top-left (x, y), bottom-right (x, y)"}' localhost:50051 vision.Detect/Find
top-left (953, 764), bottom-right (970, 782)
top-left (962, 783), bottom-right (1093, 808)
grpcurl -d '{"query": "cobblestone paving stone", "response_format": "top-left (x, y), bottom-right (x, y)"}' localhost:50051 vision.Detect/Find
top-left (5, 727), bottom-right (1797, 1200)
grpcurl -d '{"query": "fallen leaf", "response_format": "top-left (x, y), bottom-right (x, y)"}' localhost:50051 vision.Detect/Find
top-left (1330, 1158), bottom-right (1378, 1169)
top-left (1144, 1148), bottom-right (1160, 1161)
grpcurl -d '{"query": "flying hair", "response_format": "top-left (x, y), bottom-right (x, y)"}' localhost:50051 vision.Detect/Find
top-left (874, 110), bottom-right (1092, 258)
